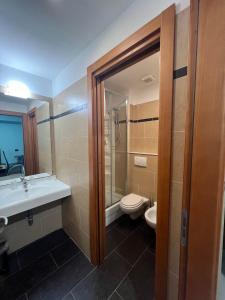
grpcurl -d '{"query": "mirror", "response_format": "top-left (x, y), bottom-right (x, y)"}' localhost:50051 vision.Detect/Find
top-left (0, 93), bottom-right (53, 182)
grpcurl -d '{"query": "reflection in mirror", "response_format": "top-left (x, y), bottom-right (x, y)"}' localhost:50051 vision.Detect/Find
top-left (0, 94), bottom-right (52, 182)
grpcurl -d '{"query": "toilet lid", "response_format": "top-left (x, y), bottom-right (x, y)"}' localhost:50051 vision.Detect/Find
top-left (121, 193), bottom-right (143, 208)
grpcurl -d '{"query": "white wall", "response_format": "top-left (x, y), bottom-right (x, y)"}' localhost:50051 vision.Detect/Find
top-left (53, 0), bottom-right (189, 96)
top-left (0, 64), bottom-right (52, 97)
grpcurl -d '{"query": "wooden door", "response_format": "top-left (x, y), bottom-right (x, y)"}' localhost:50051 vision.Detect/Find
top-left (180, 0), bottom-right (225, 299)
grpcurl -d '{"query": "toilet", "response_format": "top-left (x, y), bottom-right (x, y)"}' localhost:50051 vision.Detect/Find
top-left (145, 202), bottom-right (157, 229)
top-left (120, 193), bottom-right (149, 219)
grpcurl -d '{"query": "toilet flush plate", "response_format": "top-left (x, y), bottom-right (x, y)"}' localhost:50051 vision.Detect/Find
top-left (134, 156), bottom-right (147, 167)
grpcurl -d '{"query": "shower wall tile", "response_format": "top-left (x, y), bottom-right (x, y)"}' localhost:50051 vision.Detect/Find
top-left (128, 99), bottom-right (159, 203)
top-left (53, 77), bottom-right (90, 258)
top-left (127, 153), bottom-right (158, 202)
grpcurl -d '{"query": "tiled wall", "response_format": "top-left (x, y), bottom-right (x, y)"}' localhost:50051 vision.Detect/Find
top-left (128, 100), bottom-right (159, 202)
top-left (105, 91), bottom-right (127, 208)
top-left (129, 101), bottom-right (159, 154)
top-left (49, 9), bottom-right (190, 296)
top-left (36, 102), bottom-right (52, 174)
top-left (3, 202), bottom-right (62, 253)
top-left (167, 7), bottom-right (189, 300)
top-left (53, 77), bottom-right (90, 257)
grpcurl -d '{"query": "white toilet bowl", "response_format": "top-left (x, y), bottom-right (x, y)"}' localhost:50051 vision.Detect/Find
top-left (145, 202), bottom-right (157, 229)
top-left (120, 193), bottom-right (149, 220)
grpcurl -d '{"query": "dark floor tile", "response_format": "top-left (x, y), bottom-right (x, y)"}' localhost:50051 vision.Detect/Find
top-left (106, 219), bottom-right (120, 233)
top-left (116, 228), bottom-right (151, 265)
top-left (109, 291), bottom-right (123, 299)
top-left (117, 249), bottom-right (155, 300)
top-left (0, 254), bottom-right (56, 300)
top-left (115, 215), bottom-right (142, 236)
top-left (72, 251), bottom-right (131, 300)
top-left (222, 252), bottom-right (225, 274)
top-left (0, 252), bottom-right (20, 281)
top-left (51, 239), bottom-right (80, 267)
top-left (106, 228), bottom-right (126, 256)
top-left (28, 252), bottom-right (94, 300)
top-left (18, 229), bottom-right (69, 268)
top-left (63, 293), bottom-right (74, 300)
top-left (17, 294), bottom-right (28, 300)
top-left (138, 221), bottom-right (156, 253)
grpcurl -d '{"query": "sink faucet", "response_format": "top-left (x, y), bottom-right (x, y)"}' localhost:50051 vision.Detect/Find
top-left (19, 165), bottom-right (28, 192)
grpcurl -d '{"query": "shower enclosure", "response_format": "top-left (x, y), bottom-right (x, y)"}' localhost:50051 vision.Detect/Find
top-left (104, 89), bottom-right (127, 208)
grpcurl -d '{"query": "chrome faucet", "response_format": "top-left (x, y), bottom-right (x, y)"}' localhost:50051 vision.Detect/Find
top-left (20, 165), bottom-right (28, 192)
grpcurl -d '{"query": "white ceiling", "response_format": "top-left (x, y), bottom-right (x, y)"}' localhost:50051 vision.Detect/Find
top-left (0, 0), bottom-right (135, 79)
top-left (105, 51), bottom-right (160, 94)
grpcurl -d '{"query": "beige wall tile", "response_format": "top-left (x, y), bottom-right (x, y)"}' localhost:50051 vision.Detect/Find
top-left (168, 271), bottom-right (179, 300)
top-left (168, 182), bottom-right (183, 275)
top-left (174, 7), bottom-right (190, 69)
top-left (173, 77), bottom-right (188, 131)
top-left (171, 131), bottom-right (185, 182)
top-left (167, 8), bottom-right (189, 299)
top-left (36, 102), bottom-right (50, 123)
top-left (37, 122), bottom-right (52, 174)
top-left (53, 77), bottom-right (88, 116)
top-left (144, 121), bottom-right (159, 138)
top-left (53, 77), bottom-right (90, 257)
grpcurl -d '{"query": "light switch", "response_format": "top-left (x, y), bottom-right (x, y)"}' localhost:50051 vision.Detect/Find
top-left (134, 156), bottom-right (147, 167)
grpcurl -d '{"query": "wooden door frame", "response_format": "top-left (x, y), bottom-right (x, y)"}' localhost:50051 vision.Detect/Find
top-left (26, 108), bottom-right (39, 175)
top-left (179, 0), bottom-right (225, 299)
top-left (88, 4), bottom-right (175, 300)
top-left (0, 109), bottom-right (39, 176)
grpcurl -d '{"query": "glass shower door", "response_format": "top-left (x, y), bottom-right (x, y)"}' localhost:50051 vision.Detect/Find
top-left (104, 90), bottom-right (127, 208)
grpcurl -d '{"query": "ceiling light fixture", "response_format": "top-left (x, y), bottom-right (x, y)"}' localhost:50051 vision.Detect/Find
top-left (4, 80), bottom-right (31, 99)
top-left (141, 75), bottom-right (155, 84)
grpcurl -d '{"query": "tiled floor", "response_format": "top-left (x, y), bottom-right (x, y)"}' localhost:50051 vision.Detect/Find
top-left (0, 215), bottom-right (155, 300)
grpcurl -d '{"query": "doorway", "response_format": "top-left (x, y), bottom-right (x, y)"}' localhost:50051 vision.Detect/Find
top-left (0, 109), bottom-right (39, 177)
top-left (88, 5), bottom-right (175, 300)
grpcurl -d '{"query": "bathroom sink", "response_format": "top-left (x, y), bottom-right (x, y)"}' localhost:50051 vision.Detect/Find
top-left (0, 176), bottom-right (71, 217)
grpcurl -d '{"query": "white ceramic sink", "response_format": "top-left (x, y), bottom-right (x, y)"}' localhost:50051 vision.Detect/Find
top-left (0, 176), bottom-right (71, 217)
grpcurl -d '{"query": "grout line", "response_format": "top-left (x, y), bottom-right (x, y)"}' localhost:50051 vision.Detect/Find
top-left (67, 266), bottom-right (97, 297)
top-left (114, 250), bottom-right (132, 267)
top-left (49, 252), bottom-right (59, 269)
top-left (17, 251), bottom-right (22, 271)
top-left (26, 250), bottom-right (83, 296)
top-left (114, 246), bottom-right (149, 296)
top-left (7, 233), bottom-right (70, 279)
top-left (105, 217), bottom-right (151, 260)
top-left (107, 246), bottom-right (149, 300)
top-left (115, 290), bottom-right (124, 300)
top-left (68, 237), bottom-right (91, 264)
top-left (62, 292), bottom-right (75, 300)
top-left (108, 290), bottom-right (123, 300)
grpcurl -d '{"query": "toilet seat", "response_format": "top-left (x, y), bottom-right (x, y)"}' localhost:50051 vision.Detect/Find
top-left (119, 193), bottom-right (149, 220)
top-left (121, 194), bottom-right (143, 208)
